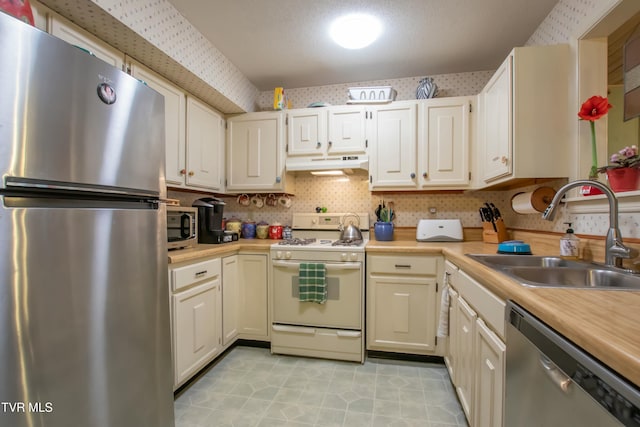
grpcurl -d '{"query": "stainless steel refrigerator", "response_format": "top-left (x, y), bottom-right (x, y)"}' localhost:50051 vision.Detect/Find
top-left (0, 12), bottom-right (174, 427)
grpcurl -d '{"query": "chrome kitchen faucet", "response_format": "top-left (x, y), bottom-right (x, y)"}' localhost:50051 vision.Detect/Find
top-left (542, 180), bottom-right (638, 270)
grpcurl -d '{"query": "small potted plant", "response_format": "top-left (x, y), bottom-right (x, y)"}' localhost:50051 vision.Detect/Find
top-left (597, 145), bottom-right (640, 192)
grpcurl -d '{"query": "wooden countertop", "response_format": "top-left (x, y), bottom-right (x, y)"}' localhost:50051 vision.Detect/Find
top-left (367, 240), bottom-right (640, 388)
top-left (167, 239), bottom-right (275, 264)
top-left (169, 238), bottom-right (640, 387)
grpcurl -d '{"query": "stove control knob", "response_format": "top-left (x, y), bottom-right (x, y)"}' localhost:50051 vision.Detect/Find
top-left (350, 252), bottom-right (358, 261)
top-left (341, 252), bottom-right (348, 261)
top-left (285, 251), bottom-right (292, 259)
top-left (275, 251), bottom-right (282, 259)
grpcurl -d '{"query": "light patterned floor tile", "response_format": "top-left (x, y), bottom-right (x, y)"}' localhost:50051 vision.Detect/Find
top-left (175, 346), bottom-right (468, 427)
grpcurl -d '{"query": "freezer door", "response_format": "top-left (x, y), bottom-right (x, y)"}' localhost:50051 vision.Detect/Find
top-left (0, 13), bottom-right (165, 196)
top-left (0, 202), bottom-right (174, 427)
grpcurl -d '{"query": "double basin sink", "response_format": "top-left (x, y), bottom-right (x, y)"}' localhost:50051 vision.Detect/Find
top-left (466, 254), bottom-right (640, 290)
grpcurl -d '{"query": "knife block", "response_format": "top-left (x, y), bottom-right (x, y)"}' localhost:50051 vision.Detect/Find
top-left (482, 219), bottom-right (508, 244)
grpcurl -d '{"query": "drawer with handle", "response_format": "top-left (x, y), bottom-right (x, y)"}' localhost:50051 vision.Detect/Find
top-left (171, 258), bottom-right (221, 292)
top-left (368, 254), bottom-right (439, 276)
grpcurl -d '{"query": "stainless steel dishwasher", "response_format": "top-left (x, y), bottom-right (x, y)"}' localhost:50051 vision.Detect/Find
top-left (506, 301), bottom-right (640, 427)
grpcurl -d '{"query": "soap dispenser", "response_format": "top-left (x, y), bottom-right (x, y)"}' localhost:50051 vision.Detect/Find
top-left (560, 222), bottom-right (580, 259)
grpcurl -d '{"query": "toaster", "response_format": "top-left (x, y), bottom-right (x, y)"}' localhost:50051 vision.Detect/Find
top-left (416, 219), bottom-right (463, 242)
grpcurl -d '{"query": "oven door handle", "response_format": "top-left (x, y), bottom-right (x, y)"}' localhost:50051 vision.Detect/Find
top-left (272, 324), bottom-right (316, 335)
top-left (272, 260), bottom-right (362, 270)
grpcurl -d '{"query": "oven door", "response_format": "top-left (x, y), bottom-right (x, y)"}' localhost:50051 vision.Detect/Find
top-left (272, 260), bottom-right (362, 329)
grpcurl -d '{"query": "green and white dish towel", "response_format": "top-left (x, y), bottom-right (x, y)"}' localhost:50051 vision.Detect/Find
top-left (298, 263), bottom-right (326, 304)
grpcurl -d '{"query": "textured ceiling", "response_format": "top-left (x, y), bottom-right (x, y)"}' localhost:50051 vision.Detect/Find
top-left (167, 0), bottom-right (559, 91)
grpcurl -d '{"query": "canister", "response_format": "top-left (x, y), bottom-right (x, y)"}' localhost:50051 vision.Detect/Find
top-left (225, 217), bottom-right (241, 234)
top-left (269, 222), bottom-right (283, 239)
top-left (241, 221), bottom-right (256, 238)
top-left (256, 221), bottom-right (269, 239)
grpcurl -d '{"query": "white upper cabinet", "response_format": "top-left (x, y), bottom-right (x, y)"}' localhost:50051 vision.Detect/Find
top-left (287, 108), bottom-right (328, 156)
top-left (227, 112), bottom-right (292, 193)
top-left (48, 13), bottom-right (124, 69)
top-left (185, 97), bottom-right (225, 191)
top-left (479, 45), bottom-right (570, 187)
top-left (128, 58), bottom-right (187, 187)
top-left (129, 61), bottom-right (224, 192)
top-left (327, 106), bottom-right (368, 155)
top-left (418, 97), bottom-right (473, 188)
top-left (368, 101), bottom-right (418, 189)
top-left (287, 106), bottom-right (368, 158)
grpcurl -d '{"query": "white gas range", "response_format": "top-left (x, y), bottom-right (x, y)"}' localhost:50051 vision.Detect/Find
top-left (270, 213), bottom-right (369, 363)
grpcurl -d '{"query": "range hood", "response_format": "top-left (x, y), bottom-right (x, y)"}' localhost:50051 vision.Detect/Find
top-left (285, 156), bottom-right (369, 173)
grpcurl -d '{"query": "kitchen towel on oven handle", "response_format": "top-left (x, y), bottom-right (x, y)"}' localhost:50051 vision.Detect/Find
top-left (299, 263), bottom-right (327, 304)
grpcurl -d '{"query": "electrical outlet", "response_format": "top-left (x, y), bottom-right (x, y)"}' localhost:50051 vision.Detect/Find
top-left (429, 207), bottom-right (437, 214)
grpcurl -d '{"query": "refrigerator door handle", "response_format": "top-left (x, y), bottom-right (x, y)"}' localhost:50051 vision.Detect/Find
top-left (4, 176), bottom-right (159, 199)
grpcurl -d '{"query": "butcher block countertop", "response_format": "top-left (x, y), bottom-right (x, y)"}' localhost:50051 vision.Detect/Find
top-left (367, 240), bottom-right (640, 389)
top-left (169, 238), bottom-right (640, 388)
top-left (167, 239), bottom-right (275, 264)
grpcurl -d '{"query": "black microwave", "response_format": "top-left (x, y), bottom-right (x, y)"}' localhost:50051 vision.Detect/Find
top-left (167, 206), bottom-right (197, 250)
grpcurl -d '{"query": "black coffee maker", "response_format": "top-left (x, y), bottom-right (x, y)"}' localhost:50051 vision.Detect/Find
top-left (192, 197), bottom-right (225, 244)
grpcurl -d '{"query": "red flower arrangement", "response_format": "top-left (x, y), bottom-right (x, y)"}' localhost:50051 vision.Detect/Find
top-left (578, 95), bottom-right (612, 179)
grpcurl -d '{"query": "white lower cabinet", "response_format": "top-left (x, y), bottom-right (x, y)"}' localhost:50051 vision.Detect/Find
top-left (237, 253), bottom-right (269, 340)
top-left (221, 252), bottom-right (269, 346)
top-left (445, 260), bottom-right (506, 427)
top-left (170, 258), bottom-right (222, 389)
top-left (455, 296), bottom-right (477, 421)
top-left (222, 255), bottom-right (239, 346)
top-left (474, 318), bottom-right (506, 427)
top-left (366, 254), bottom-right (442, 354)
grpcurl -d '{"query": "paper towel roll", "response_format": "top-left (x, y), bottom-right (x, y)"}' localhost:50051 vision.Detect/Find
top-left (511, 187), bottom-right (556, 214)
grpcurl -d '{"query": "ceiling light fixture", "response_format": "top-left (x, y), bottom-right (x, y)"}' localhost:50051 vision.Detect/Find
top-left (329, 13), bottom-right (382, 49)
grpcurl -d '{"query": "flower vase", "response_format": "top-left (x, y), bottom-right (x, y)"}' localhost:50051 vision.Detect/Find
top-left (606, 168), bottom-right (640, 192)
top-left (374, 222), bottom-right (394, 241)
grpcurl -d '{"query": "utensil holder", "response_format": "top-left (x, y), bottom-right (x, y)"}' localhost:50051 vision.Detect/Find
top-left (374, 222), bottom-right (394, 241)
top-left (482, 219), bottom-right (508, 244)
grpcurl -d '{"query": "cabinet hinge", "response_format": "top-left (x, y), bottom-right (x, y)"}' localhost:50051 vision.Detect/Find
top-left (435, 336), bottom-right (438, 346)
top-left (369, 175), bottom-right (372, 183)
top-left (286, 143), bottom-right (289, 153)
top-left (436, 282), bottom-right (439, 292)
top-left (468, 172), bottom-right (471, 181)
top-left (365, 139), bottom-right (368, 148)
top-left (285, 116), bottom-right (288, 126)
top-left (469, 103), bottom-right (472, 113)
top-left (225, 121), bottom-right (228, 130)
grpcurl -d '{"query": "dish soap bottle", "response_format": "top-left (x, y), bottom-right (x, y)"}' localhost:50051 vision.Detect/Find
top-left (560, 222), bottom-right (580, 259)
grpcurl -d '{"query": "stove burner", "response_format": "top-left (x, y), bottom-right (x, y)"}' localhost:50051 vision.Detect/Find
top-left (278, 238), bottom-right (317, 246)
top-left (332, 239), bottom-right (363, 247)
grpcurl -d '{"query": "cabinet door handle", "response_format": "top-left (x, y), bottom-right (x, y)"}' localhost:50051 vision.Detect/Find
top-left (195, 270), bottom-right (208, 277)
top-left (410, 173), bottom-right (416, 179)
top-left (316, 142), bottom-right (321, 148)
top-left (328, 141), bottom-right (333, 147)
top-left (188, 171), bottom-right (195, 176)
top-left (423, 172), bottom-right (428, 179)
top-left (395, 264), bottom-right (412, 269)
top-left (501, 156), bottom-right (508, 164)
top-left (179, 169), bottom-right (186, 175)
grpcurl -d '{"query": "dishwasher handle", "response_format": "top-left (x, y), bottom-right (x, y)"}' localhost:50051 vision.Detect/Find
top-left (539, 353), bottom-right (572, 393)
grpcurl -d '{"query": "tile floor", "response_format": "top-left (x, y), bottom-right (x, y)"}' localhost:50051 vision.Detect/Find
top-left (174, 346), bottom-right (468, 427)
